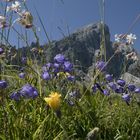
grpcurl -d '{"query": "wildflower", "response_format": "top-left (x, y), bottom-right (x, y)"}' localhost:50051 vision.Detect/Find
top-left (117, 79), bottom-right (125, 87)
top-left (114, 34), bottom-right (128, 44)
top-left (92, 84), bottom-right (98, 92)
top-left (19, 72), bottom-right (25, 78)
top-left (108, 82), bottom-right (117, 91)
top-left (68, 90), bottom-right (80, 98)
top-left (122, 94), bottom-right (130, 102)
top-left (95, 83), bottom-right (104, 93)
top-left (94, 82), bottom-right (109, 95)
top-left (0, 16), bottom-right (6, 23)
top-left (45, 63), bottom-right (52, 70)
top-left (66, 99), bottom-right (74, 106)
top-left (103, 89), bottom-right (110, 96)
top-left (0, 15), bottom-right (7, 28)
top-left (54, 54), bottom-right (65, 63)
top-left (131, 54), bottom-right (138, 61)
top-left (0, 80), bottom-right (7, 89)
top-left (10, 92), bottom-right (21, 101)
top-left (135, 88), bottom-right (140, 93)
top-left (7, 1), bottom-right (21, 12)
top-left (125, 52), bottom-right (138, 61)
top-left (21, 57), bottom-right (27, 64)
top-left (67, 75), bottom-right (75, 81)
top-left (105, 74), bottom-right (113, 82)
top-left (44, 92), bottom-right (61, 111)
top-left (20, 67), bottom-right (24, 72)
top-left (42, 71), bottom-right (51, 80)
top-left (20, 84), bottom-right (38, 98)
top-left (95, 61), bottom-right (106, 71)
top-left (30, 47), bottom-right (38, 53)
top-left (115, 86), bottom-right (124, 93)
top-left (114, 33), bottom-right (137, 56)
top-left (31, 47), bottom-right (44, 54)
top-left (65, 90), bottom-right (80, 106)
top-left (53, 65), bottom-right (60, 74)
top-left (114, 34), bottom-right (122, 42)
top-left (127, 84), bottom-right (135, 92)
top-left (126, 33), bottom-right (136, 45)
top-left (18, 11), bottom-right (33, 28)
top-left (52, 68), bottom-right (59, 74)
top-left (53, 63), bottom-right (60, 68)
top-left (0, 48), bottom-right (4, 55)
top-left (63, 61), bottom-right (73, 72)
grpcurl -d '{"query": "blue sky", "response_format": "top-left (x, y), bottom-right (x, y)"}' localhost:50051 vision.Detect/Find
top-left (8, 0), bottom-right (140, 51)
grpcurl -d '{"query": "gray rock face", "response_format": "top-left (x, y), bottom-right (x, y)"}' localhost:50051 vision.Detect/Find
top-left (46, 23), bottom-right (113, 73)
top-left (128, 56), bottom-right (140, 78)
top-left (122, 72), bottom-right (140, 86)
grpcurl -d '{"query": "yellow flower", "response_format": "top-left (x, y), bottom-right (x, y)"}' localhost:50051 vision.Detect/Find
top-left (44, 92), bottom-right (61, 110)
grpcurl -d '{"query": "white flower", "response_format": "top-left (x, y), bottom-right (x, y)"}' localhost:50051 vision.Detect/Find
top-left (0, 16), bottom-right (6, 23)
top-left (6, 6), bottom-right (11, 12)
top-left (7, 1), bottom-right (21, 12)
top-left (0, 15), bottom-right (7, 28)
top-left (114, 34), bottom-right (125, 42)
top-left (125, 52), bottom-right (138, 61)
top-left (126, 33), bottom-right (137, 45)
top-left (114, 34), bottom-right (120, 42)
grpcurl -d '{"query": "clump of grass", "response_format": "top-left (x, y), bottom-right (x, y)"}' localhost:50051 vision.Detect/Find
top-left (0, 0), bottom-right (140, 140)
